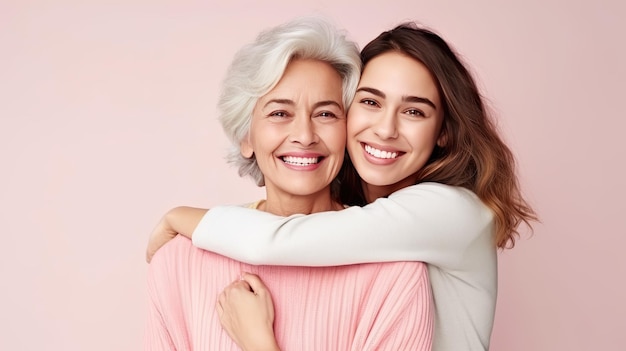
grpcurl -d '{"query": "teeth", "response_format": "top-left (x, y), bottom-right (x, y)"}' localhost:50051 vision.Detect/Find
top-left (282, 156), bottom-right (320, 166)
top-left (365, 144), bottom-right (398, 159)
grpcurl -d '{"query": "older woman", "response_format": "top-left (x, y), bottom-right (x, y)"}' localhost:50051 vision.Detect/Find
top-left (148, 22), bottom-right (537, 350)
top-left (144, 18), bottom-right (433, 351)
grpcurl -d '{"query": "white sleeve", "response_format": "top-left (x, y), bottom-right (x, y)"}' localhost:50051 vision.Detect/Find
top-left (192, 182), bottom-right (494, 270)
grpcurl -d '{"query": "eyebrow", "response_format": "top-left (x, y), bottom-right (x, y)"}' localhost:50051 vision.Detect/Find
top-left (356, 86), bottom-right (437, 110)
top-left (263, 99), bottom-right (343, 110)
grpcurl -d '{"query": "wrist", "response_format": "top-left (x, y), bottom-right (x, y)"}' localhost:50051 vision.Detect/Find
top-left (163, 207), bottom-right (183, 235)
top-left (245, 342), bottom-right (280, 351)
top-left (242, 328), bottom-right (280, 351)
top-left (164, 206), bottom-right (208, 240)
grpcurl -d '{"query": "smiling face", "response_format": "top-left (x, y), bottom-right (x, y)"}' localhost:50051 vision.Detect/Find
top-left (346, 51), bottom-right (445, 201)
top-left (241, 59), bottom-right (346, 214)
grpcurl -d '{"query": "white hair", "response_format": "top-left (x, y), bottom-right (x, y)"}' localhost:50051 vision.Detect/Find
top-left (218, 17), bottom-right (361, 186)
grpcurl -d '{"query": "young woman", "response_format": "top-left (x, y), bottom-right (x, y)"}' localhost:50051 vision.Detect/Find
top-left (145, 18), bottom-right (433, 351)
top-left (148, 23), bottom-right (535, 350)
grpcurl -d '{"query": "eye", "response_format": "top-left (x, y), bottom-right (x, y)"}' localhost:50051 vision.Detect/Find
top-left (360, 99), bottom-right (380, 107)
top-left (269, 111), bottom-right (289, 118)
top-left (317, 111), bottom-right (338, 118)
top-left (404, 108), bottom-right (425, 117)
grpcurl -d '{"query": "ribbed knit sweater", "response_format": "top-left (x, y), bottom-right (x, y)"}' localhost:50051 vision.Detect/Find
top-left (192, 183), bottom-right (496, 351)
top-left (145, 235), bottom-right (433, 350)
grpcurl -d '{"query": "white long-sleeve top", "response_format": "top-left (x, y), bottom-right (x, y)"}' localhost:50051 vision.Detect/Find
top-left (192, 182), bottom-right (497, 351)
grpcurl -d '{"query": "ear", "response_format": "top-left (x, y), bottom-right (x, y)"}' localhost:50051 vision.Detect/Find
top-left (240, 135), bottom-right (254, 158)
top-left (436, 128), bottom-right (448, 148)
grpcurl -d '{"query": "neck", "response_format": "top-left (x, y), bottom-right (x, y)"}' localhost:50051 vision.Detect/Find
top-left (363, 184), bottom-right (392, 203)
top-left (261, 188), bottom-right (342, 216)
top-left (362, 175), bottom-right (418, 203)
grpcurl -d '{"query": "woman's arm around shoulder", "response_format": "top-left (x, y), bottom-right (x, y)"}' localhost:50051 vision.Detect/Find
top-left (146, 206), bottom-right (208, 262)
top-left (193, 183), bottom-right (494, 270)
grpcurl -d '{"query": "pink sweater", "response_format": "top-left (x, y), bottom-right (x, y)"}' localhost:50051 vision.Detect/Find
top-left (145, 236), bottom-right (433, 350)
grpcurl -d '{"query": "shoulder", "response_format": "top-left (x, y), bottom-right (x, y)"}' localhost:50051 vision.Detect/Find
top-left (148, 235), bottom-right (203, 283)
top-left (388, 182), bottom-right (493, 226)
top-left (147, 235), bottom-right (236, 302)
top-left (150, 235), bottom-right (195, 266)
top-left (392, 182), bottom-right (483, 206)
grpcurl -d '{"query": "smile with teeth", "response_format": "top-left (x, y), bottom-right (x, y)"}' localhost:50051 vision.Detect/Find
top-left (281, 156), bottom-right (321, 166)
top-left (364, 144), bottom-right (399, 159)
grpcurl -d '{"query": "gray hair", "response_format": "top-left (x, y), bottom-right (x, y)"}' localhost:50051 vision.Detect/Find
top-left (218, 17), bottom-right (361, 186)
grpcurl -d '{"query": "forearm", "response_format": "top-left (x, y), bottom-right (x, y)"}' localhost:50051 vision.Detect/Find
top-left (164, 206), bottom-right (208, 239)
top-left (192, 183), bottom-right (493, 269)
top-left (146, 206), bottom-right (209, 262)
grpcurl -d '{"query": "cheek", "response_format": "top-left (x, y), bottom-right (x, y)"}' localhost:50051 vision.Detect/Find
top-left (413, 126), bottom-right (441, 152)
top-left (325, 125), bottom-right (347, 152)
top-left (346, 110), bottom-right (365, 138)
top-left (347, 102), bottom-right (377, 132)
top-left (345, 113), bottom-right (362, 150)
top-left (248, 126), bottom-right (278, 156)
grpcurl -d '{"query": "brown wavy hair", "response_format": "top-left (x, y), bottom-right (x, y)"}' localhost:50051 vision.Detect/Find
top-left (338, 23), bottom-right (536, 248)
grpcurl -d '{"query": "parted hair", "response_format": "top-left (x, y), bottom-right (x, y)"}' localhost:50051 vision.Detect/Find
top-left (218, 17), bottom-right (361, 186)
top-left (339, 23), bottom-right (536, 248)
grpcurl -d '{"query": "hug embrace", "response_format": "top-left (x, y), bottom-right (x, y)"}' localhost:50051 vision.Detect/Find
top-left (145, 16), bottom-right (536, 351)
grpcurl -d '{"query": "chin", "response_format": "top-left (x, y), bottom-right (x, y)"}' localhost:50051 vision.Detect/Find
top-left (285, 184), bottom-right (328, 196)
top-left (359, 176), bottom-right (395, 187)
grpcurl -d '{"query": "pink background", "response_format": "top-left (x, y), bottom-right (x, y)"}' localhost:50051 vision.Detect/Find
top-left (1, 0), bottom-right (624, 350)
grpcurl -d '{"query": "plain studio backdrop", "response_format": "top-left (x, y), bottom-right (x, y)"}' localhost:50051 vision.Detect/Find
top-left (1, 0), bottom-right (624, 350)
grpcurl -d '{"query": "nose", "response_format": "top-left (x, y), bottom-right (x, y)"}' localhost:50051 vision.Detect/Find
top-left (372, 110), bottom-right (399, 140)
top-left (288, 113), bottom-right (319, 146)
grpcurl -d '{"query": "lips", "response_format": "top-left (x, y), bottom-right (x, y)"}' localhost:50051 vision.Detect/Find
top-left (280, 155), bottom-right (322, 166)
top-left (363, 143), bottom-right (401, 159)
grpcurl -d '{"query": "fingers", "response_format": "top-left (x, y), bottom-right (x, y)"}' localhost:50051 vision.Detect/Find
top-left (215, 275), bottom-right (278, 351)
top-left (146, 242), bottom-right (160, 263)
top-left (146, 212), bottom-right (181, 263)
top-left (146, 241), bottom-right (163, 263)
top-left (218, 273), bottom-right (267, 303)
top-left (146, 230), bottom-right (164, 263)
top-left (220, 278), bottom-right (254, 304)
top-left (240, 272), bottom-right (268, 296)
top-left (146, 241), bottom-right (161, 263)
top-left (230, 279), bottom-right (253, 293)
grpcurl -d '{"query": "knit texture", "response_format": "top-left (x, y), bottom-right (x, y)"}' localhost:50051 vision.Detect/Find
top-left (145, 235), bottom-right (433, 350)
